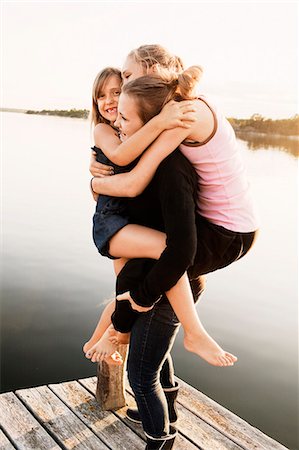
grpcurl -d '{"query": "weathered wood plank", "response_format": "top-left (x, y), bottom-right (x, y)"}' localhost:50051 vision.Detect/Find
top-left (176, 402), bottom-right (243, 449)
top-left (49, 380), bottom-right (144, 449)
top-left (0, 429), bottom-right (16, 450)
top-left (0, 392), bottom-right (61, 450)
top-left (96, 344), bottom-right (128, 410)
top-left (125, 379), bottom-right (243, 450)
top-left (80, 376), bottom-right (200, 450)
top-left (0, 375), bottom-right (289, 450)
top-left (16, 385), bottom-right (108, 450)
top-left (176, 378), bottom-right (289, 450)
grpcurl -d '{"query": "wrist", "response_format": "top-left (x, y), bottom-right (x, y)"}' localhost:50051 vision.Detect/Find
top-left (151, 114), bottom-right (165, 134)
top-left (90, 177), bottom-right (95, 193)
top-left (90, 177), bottom-right (99, 194)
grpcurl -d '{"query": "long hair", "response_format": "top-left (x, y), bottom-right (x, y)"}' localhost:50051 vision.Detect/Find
top-left (90, 67), bottom-right (122, 126)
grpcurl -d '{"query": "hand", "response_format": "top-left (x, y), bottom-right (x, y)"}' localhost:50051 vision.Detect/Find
top-left (89, 151), bottom-right (114, 177)
top-left (158, 99), bottom-right (197, 130)
top-left (116, 291), bottom-right (154, 313)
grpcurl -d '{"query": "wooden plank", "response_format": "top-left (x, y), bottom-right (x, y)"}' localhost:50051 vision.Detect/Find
top-left (124, 378), bottom-right (243, 450)
top-left (0, 429), bottom-right (16, 450)
top-left (80, 376), bottom-right (200, 450)
top-left (0, 392), bottom-right (61, 450)
top-left (49, 380), bottom-right (144, 450)
top-left (16, 385), bottom-right (108, 450)
top-left (176, 378), bottom-right (289, 450)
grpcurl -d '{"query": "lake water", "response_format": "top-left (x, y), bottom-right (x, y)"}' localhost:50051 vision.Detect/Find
top-left (1, 112), bottom-right (298, 449)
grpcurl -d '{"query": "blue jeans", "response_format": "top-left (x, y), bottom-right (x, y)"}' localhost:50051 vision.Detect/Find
top-left (116, 259), bottom-right (205, 438)
top-left (127, 302), bottom-right (180, 439)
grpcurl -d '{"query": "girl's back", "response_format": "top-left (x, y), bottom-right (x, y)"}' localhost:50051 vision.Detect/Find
top-left (180, 96), bottom-right (259, 233)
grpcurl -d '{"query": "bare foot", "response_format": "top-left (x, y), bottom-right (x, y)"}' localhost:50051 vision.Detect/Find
top-left (85, 328), bottom-right (123, 365)
top-left (83, 339), bottom-right (97, 354)
top-left (108, 329), bottom-right (131, 345)
top-left (83, 324), bottom-right (120, 354)
top-left (184, 332), bottom-right (238, 367)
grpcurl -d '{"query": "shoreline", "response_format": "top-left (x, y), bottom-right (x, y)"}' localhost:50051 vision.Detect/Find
top-left (1, 108), bottom-right (298, 139)
top-left (235, 130), bottom-right (299, 140)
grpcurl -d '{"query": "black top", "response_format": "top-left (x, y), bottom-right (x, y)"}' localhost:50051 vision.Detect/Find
top-left (125, 149), bottom-right (199, 306)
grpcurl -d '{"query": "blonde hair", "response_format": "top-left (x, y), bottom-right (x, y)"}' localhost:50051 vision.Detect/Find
top-left (128, 44), bottom-right (184, 76)
top-left (122, 66), bottom-right (203, 124)
top-left (91, 67), bottom-right (122, 126)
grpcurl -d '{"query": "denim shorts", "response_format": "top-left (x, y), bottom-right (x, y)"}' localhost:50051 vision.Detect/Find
top-left (92, 194), bottom-right (129, 259)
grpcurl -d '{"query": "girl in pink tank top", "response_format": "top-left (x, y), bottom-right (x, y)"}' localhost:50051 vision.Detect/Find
top-left (179, 95), bottom-right (259, 233)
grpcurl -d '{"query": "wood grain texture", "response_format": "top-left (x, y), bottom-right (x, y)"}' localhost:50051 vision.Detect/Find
top-left (16, 385), bottom-right (108, 449)
top-left (96, 344), bottom-right (128, 410)
top-left (0, 392), bottom-right (61, 450)
top-left (0, 429), bottom-right (16, 450)
top-left (176, 377), bottom-right (288, 450)
top-left (0, 374), bottom-right (288, 450)
top-left (49, 379), bottom-right (144, 449)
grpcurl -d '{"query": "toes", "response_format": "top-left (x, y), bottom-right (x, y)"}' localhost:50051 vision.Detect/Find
top-left (225, 355), bottom-right (234, 366)
top-left (226, 353), bottom-right (237, 365)
top-left (91, 353), bottom-right (99, 363)
top-left (85, 348), bottom-right (95, 359)
top-left (83, 342), bottom-right (89, 353)
top-left (219, 356), bottom-right (229, 366)
top-left (100, 352), bottom-right (108, 362)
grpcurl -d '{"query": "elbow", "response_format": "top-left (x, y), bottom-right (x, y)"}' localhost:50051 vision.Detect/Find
top-left (126, 185), bottom-right (140, 198)
top-left (125, 175), bottom-right (144, 198)
top-left (181, 248), bottom-right (196, 269)
top-left (176, 239), bottom-right (197, 269)
top-left (128, 185), bottom-right (143, 198)
top-left (168, 243), bottom-right (197, 273)
top-left (110, 154), bottom-right (130, 167)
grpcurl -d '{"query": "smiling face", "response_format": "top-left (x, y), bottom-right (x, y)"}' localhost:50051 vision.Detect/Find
top-left (97, 75), bottom-right (121, 124)
top-left (114, 93), bottom-right (144, 141)
top-left (121, 55), bottom-right (153, 85)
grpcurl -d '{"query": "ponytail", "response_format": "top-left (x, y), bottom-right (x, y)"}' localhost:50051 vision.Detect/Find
top-left (177, 65), bottom-right (203, 99)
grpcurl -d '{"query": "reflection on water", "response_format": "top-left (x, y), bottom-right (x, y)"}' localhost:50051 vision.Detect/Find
top-left (236, 130), bottom-right (299, 158)
top-left (1, 113), bottom-right (298, 450)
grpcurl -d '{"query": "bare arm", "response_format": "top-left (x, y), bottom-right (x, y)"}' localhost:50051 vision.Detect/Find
top-left (92, 100), bottom-right (196, 167)
top-left (91, 124), bottom-right (194, 197)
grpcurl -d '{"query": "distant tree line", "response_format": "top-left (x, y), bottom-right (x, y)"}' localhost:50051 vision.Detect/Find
top-left (26, 109), bottom-right (89, 119)
top-left (228, 114), bottom-right (299, 136)
top-left (25, 109), bottom-right (299, 136)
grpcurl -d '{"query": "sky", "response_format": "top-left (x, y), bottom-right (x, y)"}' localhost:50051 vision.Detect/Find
top-left (1, 1), bottom-right (298, 118)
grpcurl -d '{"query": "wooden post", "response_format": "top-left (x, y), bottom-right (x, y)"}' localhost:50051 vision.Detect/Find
top-left (96, 344), bottom-right (128, 410)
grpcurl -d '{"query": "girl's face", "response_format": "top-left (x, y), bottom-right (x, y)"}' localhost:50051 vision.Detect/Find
top-left (121, 55), bottom-right (152, 85)
top-left (97, 75), bottom-right (121, 124)
top-left (114, 93), bottom-right (143, 141)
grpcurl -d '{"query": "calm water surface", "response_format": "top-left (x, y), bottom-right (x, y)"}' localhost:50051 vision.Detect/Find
top-left (1, 112), bottom-right (298, 449)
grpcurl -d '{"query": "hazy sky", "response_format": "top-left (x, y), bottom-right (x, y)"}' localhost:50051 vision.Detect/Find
top-left (2, 1), bottom-right (298, 118)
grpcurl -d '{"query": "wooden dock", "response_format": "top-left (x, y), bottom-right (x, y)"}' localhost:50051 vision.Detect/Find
top-left (0, 375), bottom-right (288, 450)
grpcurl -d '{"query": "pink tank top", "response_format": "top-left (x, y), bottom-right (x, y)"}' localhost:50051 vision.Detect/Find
top-left (179, 96), bottom-right (259, 232)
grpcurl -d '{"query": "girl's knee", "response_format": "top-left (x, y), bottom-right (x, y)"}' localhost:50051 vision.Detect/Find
top-left (113, 257), bottom-right (129, 276)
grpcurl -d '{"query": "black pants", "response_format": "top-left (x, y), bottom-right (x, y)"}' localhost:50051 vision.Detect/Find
top-left (112, 215), bottom-right (257, 332)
